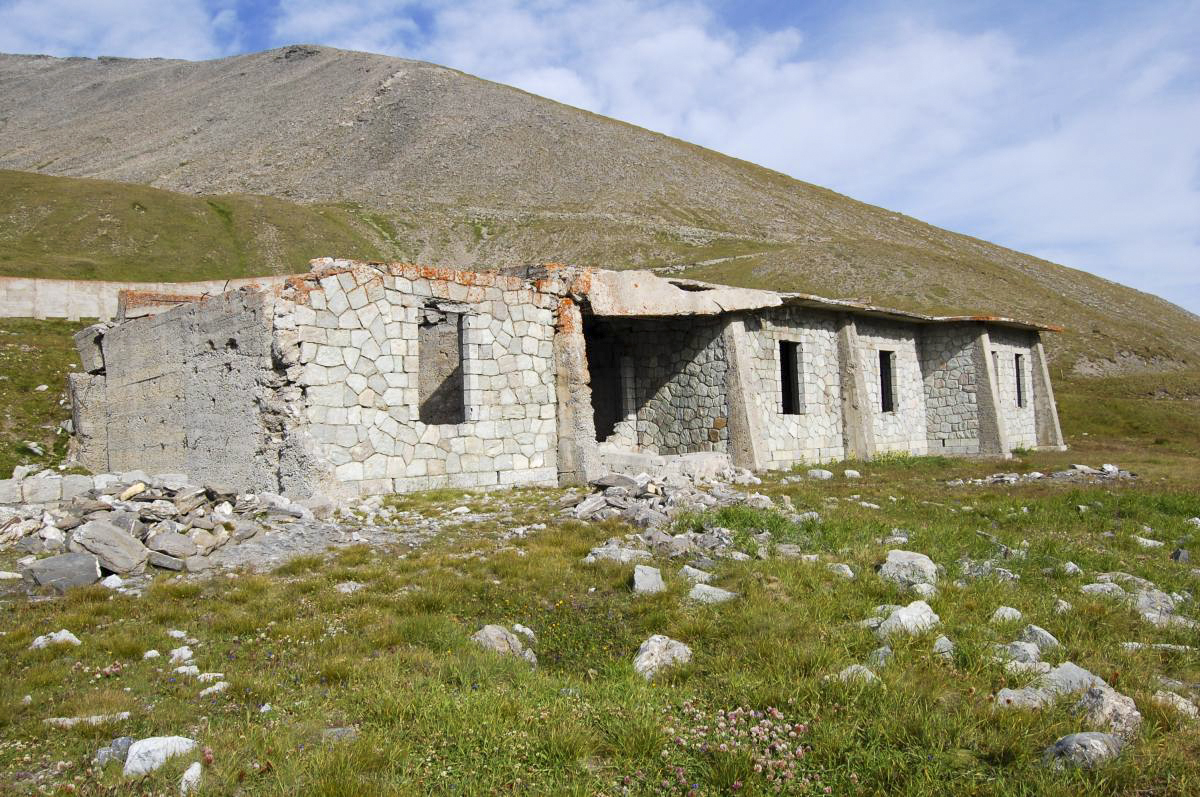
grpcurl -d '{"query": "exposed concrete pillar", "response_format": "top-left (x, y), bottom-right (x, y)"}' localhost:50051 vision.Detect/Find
top-left (836, 314), bottom-right (875, 460)
top-left (554, 298), bottom-right (602, 484)
top-left (1029, 338), bottom-right (1067, 450)
top-left (971, 324), bottom-right (1012, 458)
top-left (722, 316), bottom-right (768, 471)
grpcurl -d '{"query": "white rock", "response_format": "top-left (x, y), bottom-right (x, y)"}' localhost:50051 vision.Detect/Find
top-left (174, 665), bottom-right (199, 676)
top-left (180, 761), bottom-right (203, 795)
top-left (632, 564), bottom-right (666, 595)
top-left (583, 544), bottom-right (650, 564)
top-left (1062, 562), bottom-right (1083, 576)
top-left (878, 550), bottom-right (938, 588)
top-left (335, 580), bottom-right (364, 594)
top-left (632, 634), bottom-right (692, 679)
top-left (143, 650), bottom-right (160, 659)
top-left (198, 682), bottom-right (228, 697)
top-left (169, 645), bottom-right (194, 664)
top-left (44, 712), bottom-right (130, 728)
top-left (471, 624), bottom-right (537, 666)
top-left (687, 583), bottom-right (738, 604)
top-left (167, 629), bottom-right (188, 639)
top-left (911, 583), bottom-right (938, 599)
top-left (448, 506), bottom-right (470, 515)
top-left (259, 703), bottom-right (272, 713)
top-left (991, 606), bottom-right (1023, 624)
top-left (843, 469), bottom-right (862, 479)
top-left (830, 664), bottom-right (878, 683)
top-left (807, 469), bottom-right (833, 480)
top-left (100, 574), bottom-right (124, 589)
top-left (1133, 535), bottom-right (1164, 549)
top-left (196, 672), bottom-right (224, 682)
top-left (1075, 686), bottom-right (1142, 740)
top-left (30, 629), bottom-right (81, 649)
top-left (1019, 624), bottom-right (1062, 653)
top-left (876, 601), bottom-right (940, 638)
top-left (678, 565), bottom-right (712, 584)
top-left (827, 563), bottom-right (855, 579)
top-left (1054, 599), bottom-right (1073, 614)
top-left (1151, 690), bottom-right (1199, 719)
top-left (1043, 732), bottom-right (1123, 769)
top-left (124, 736), bottom-right (197, 776)
top-left (512, 623), bottom-right (536, 643)
top-left (932, 635), bottom-right (956, 658)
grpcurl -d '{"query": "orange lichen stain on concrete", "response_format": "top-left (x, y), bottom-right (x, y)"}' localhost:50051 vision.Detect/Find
top-left (119, 290), bottom-right (208, 309)
top-left (556, 297), bottom-right (579, 333)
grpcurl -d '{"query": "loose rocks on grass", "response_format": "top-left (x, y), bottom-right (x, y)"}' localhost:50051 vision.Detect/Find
top-left (633, 635), bottom-right (692, 679)
top-left (471, 624), bottom-right (537, 666)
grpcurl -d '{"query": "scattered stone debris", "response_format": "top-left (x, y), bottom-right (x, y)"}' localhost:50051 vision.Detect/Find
top-left (687, 583), bottom-right (738, 604)
top-left (948, 463), bottom-right (1134, 487)
top-left (1043, 732), bottom-right (1123, 769)
top-left (30, 629), bottom-right (81, 649)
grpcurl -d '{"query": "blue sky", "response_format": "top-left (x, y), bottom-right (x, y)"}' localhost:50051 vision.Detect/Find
top-left (2, 0), bottom-right (1197, 315)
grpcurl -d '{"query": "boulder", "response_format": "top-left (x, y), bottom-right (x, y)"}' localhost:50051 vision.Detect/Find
top-left (1018, 624), bottom-right (1062, 653)
top-left (147, 532), bottom-right (197, 559)
top-left (633, 634), bottom-right (692, 679)
top-left (1151, 690), bottom-right (1199, 719)
top-left (827, 563), bottom-right (855, 579)
top-left (990, 606), bottom-right (1022, 624)
top-left (148, 551), bottom-right (185, 571)
top-left (69, 520), bottom-right (149, 575)
top-left (876, 601), bottom-right (940, 638)
top-left (932, 635), bottom-right (956, 659)
top-left (878, 550), bottom-right (937, 588)
top-left (632, 565), bottom-right (666, 595)
top-left (1043, 732), bottom-right (1123, 769)
top-left (1074, 686), bottom-right (1142, 740)
top-left (471, 624), bottom-right (537, 666)
top-left (679, 565), bottom-right (712, 584)
top-left (21, 552), bottom-right (101, 592)
top-left (30, 629), bottom-right (81, 649)
top-left (687, 583), bottom-right (738, 604)
top-left (123, 736), bottom-right (197, 777)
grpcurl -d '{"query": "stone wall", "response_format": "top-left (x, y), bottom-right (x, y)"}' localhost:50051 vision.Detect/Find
top-left (919, 324), bottom-right (982, 455)
top-left (856, 320), bottom-right (929, 455)
top-left (744, 308), bottom-right (845, 466)
top-left (288, 262), bottom-right (561, 495)
top-left (988, 327), bottom-right (1039, 450)
top-left (591, 318), bottom-right (729, 455)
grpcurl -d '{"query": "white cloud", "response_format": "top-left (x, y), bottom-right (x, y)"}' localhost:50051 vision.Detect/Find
top-left (0, 0), bottom-right (227, 59)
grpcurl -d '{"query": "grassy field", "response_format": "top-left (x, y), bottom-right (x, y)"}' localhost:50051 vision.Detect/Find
top-left (0, 323), bottom-right (1198, 795)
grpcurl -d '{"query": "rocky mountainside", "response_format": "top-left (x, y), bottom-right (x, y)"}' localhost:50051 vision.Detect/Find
top-left (1, 44), bottom-right (1197, 372)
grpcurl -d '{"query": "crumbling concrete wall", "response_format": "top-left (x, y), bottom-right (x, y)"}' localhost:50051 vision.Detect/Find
top-left (919, 324), bottom-right (983, 455)
top-left (70, 289), bottom-right (323, 493)
top-left (743, 308), bottom-right (845, 466)
top-left (856, 320), bottom-right (929, 455)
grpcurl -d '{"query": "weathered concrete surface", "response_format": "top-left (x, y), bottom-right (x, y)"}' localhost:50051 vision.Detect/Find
top-left (836, 315), bottom-right (875, 460)
top-left (722, 316), bottom-right (768, 470)
top-left (555, 298), bottom-right (601, 485)
top-left (584, 270), bottom-right (783, 317)
top-left (1031, 340), bottom-right (1067, 450)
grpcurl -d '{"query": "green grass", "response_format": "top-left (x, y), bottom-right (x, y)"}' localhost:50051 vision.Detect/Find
top-left (0, 170), bottom-right (386, 282)
top-left (3, 452), bottom-right (1200, 795)
top-left (0, 318), bottom-right (87, 478)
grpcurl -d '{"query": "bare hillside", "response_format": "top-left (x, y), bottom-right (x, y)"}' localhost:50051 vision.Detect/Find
top-left (0, 44), bottom-right (1196, 372)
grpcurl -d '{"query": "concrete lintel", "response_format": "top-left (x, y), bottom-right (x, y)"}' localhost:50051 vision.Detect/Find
top-left (1030, 338), bottom-right (1067, 450)
top-left (972, 325), bottom-right (1012, 458)
top-left (836, 315), bottom-right (875, 460)
top-left (722, 316), bottom-right (768, 471)
top-left (583, 269), bottom-right (783, 317)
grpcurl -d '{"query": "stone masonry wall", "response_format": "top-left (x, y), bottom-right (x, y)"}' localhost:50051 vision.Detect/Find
top-left (856, 320), bottom-right (929, 455)
top-left (745, 308), bottom-right (845, 466)
top-left (288, 262), bottom-right (561, 495)
top-left (988, 327), bottom-right (1039, 450)
top-left (597, 318), bottom-right (729, 455)
top-left (918, 325), bottom-right (982, 456)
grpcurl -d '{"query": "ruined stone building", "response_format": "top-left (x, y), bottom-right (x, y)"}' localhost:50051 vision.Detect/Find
top-left (68, 259), bottom-right (1065, 498)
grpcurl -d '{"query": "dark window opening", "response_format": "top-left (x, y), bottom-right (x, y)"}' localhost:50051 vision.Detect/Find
top-left (583, 319), bottom-right (624, 441)
top-left (879, 350), bottom-right (895, 413)
top-left (418, 306), bottom-right (465, 424)
top-left (1015, 353), bottom-right (1026, 407)
top-left (780, 340), bottom-right (803, 415)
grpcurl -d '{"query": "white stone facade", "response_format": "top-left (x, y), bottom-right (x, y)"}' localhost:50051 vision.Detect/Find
top-left (857, 321), bottom-right (930, 455)
top-left (745, 309), bottom-right (845, 466)
top-left (919, 326), bottom-right (982, 455)
top-left (988, 328), bottom-right (1039, 451)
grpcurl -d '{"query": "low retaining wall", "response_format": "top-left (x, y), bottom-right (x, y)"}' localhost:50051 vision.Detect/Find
top-left (0, 276), bottom-right (290, 320)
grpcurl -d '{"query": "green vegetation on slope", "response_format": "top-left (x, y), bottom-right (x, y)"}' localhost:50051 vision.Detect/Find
top-left (0, 170), bottom-right (385, 282)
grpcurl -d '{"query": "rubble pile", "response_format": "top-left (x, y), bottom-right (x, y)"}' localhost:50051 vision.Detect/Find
top-left (2, 468), bottom-right (326, 591)
top-left (949, 463), bottom-right (1134, 487)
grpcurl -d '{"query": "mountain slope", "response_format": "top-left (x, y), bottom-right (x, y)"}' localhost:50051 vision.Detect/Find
top-left (0, 45), bottom-right (1196, 372)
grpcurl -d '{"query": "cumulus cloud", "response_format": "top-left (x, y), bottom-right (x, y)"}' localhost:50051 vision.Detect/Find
top-left (0, 0), bottom-right (230, 59)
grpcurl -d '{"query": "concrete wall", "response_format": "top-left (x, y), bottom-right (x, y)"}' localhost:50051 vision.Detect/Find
top-left (857, 320), bottom-right (929, 455)
top-left (919, 324), bottom-right (983, 455)
top-left (744, 308), bottom-right (845, 466)
top-left (0, 275), bottom-right (290, 320)
top-left (989, 327), bottom-right (1039, 450)
top-left (72, 289), bottom-right (322, 493)
top-left (290, 263), bottom-right (561, 495)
